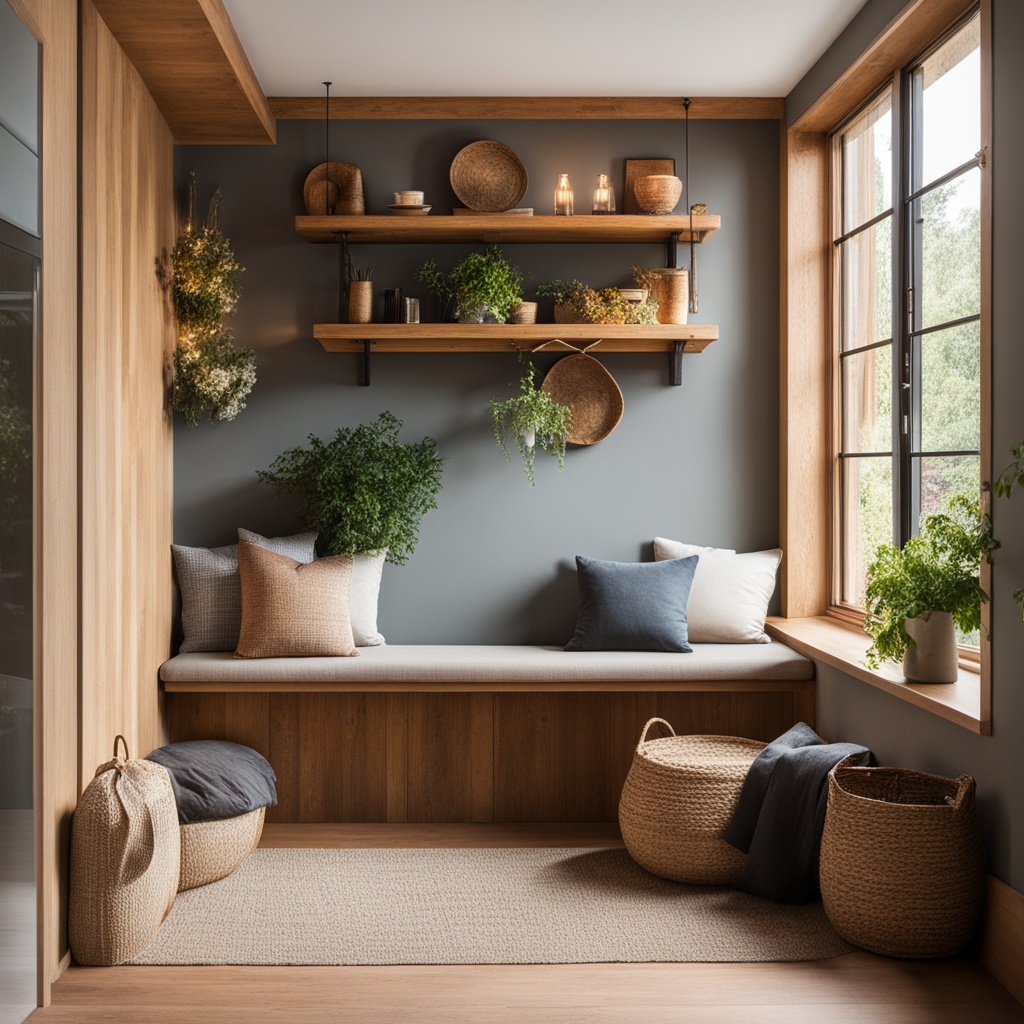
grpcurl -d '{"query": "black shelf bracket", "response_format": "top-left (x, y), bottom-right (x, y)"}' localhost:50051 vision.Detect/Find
top-left (670, 341), bottom-right (685, 386)
top-left (667, 231), bottom-right (680, 269)
top-left (359, 339), bottom-right (372, 387)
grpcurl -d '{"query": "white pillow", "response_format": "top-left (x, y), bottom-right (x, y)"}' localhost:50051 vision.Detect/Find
top-left (653, 538), bottom-right (782, 644)
top-left (350, 550), bottom-right (387, 647)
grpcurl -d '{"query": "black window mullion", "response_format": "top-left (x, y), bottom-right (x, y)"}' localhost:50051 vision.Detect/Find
top-left (893, 70), bottom-right (910, 548)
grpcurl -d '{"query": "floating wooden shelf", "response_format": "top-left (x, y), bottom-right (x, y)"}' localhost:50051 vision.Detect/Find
top-left (313, 322), bottom-right (718, 354)
top-left (295, 213), bottom-right (720, 245)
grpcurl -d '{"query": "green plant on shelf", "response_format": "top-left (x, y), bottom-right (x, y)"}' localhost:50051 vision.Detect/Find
top-left (863, 493), bottom-right (998, 669)
top-left (536, 274), bottom-right (658, 325)
top-left (415, 246), bottom-right (523, 324)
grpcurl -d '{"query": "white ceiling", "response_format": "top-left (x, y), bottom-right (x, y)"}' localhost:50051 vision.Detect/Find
top-left (222, 0), bottom-right (868, 99)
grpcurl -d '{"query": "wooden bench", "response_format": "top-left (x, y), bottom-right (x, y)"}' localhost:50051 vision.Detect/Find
top-left (160, 644), bottom-right (815, 825)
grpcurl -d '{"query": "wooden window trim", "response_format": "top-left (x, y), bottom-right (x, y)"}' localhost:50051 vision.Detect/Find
top-left (780, 0), bottom-right (991, 735)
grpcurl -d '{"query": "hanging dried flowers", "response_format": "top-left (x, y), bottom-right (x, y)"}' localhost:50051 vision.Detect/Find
top-left (171, 174), bottom-right (256, 426)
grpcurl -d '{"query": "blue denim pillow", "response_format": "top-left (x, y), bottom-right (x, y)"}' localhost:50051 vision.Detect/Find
top-left (565, 555), bottom-right (699, 653)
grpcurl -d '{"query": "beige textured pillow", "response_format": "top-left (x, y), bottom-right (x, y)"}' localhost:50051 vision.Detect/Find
top-left (235, 539), bottom-right (358, 658)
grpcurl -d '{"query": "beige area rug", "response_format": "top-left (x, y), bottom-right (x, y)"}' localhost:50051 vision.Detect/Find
top-left (131, 847), bottom-right (852, 966)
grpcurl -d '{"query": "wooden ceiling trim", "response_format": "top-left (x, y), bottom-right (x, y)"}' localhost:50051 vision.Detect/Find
top-left (269, 96), bottom-right (786, 121)
top-left (792, 0), bottom-right (978, 133)
top-left (89, 0), bottom-right (275, 144)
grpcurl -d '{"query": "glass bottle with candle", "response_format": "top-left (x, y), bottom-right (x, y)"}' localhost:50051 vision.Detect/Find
top-left (592, 173), bottom-right (615, 215)
top-left (554, 173), bottom-right (574, 216)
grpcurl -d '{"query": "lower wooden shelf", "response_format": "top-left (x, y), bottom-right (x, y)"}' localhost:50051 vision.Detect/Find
top-left (312, 322), bottom-right (718, 354)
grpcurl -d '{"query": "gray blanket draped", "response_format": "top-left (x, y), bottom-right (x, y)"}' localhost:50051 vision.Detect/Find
top-left (722, 722), bottom-right (870, 904)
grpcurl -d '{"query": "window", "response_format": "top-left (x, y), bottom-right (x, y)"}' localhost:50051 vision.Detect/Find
top-left (831, 11), bottom-right (984, 619)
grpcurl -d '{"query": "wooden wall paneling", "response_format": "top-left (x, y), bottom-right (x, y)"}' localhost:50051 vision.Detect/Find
top-left (405, 694), bottom-right (494, 823)
top-left (267, 695), bottom-right (300, 823)
top-left (655, 690), bottom-right (813, 743)
top-left (493, 694), bottom-right (657, 822)
top-left (269, 96), bottom-right (786, 121)
top-left (284, 694), bottom-right (389, 822)
top-left (89, 0), bottom-right (275, 144)
top-left (978, 875), bottom-right (1024, 1008)
top-left (385, 693), bottom-right (409, 823)
top-left (779, 125), bottom-right (830, 618)
top-left (166, 692), bottom-right (271, 753)
top-left (7, 0), bottom-right (79, 1003)
top-left (79, 0), bottom-right (176, 776)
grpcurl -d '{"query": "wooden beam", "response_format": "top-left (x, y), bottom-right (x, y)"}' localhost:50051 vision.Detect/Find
top-left (89, 0), bottom-right (275, 144)
top-left (793, 0), bottom-right (979, 132)
top-left (270, 96), bottom-right (785, 121)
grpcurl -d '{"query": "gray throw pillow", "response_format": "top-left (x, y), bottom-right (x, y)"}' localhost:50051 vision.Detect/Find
top-left (145, 739), bottom-right (278, 824)
top-left (171, 528), bottom-right (317, 654)
top-left (565, 554), bottom-right (699, 653)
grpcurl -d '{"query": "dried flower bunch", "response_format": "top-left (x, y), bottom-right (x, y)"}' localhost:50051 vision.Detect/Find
top-left (171, 174), bottom-right (256, 426)
top-left (536, 276), bottom-right (659, 325)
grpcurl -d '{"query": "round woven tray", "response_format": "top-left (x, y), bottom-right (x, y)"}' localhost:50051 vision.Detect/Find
top-left (303, 162), bottom-right (365, 216)
top-left (619, 719), bottom-right (762, 884)
top-left (450, 141), bottom-right (528, 213)
top-left (819, 761), bottom-right (985, 958)
top-left (542, 353), bottom-right (623, 446)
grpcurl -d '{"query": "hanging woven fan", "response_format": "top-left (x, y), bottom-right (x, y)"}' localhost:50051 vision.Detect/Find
top-left (541, 351), bottom-right (624, 446)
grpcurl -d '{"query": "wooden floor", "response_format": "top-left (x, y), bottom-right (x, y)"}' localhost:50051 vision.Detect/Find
top-left (30, 824), bottom-right (1024, 1024)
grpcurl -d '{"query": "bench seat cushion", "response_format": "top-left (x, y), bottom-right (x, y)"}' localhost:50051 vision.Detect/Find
top-left (160, 643), bottom-right (814, 686)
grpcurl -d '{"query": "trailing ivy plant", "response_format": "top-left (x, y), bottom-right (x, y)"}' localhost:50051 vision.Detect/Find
top-left (257, 411), bottom-right (444, 565)
top-left (490, 358), bottom-right (573, 486)
top-left (863, 493), bottom-right (999, 669)
top-left (171, 174), bottom-right (256, 426)
top-left (415, 246), bottom-right (523, 323)
top-left (994, 440), bottom-right (1024, 616)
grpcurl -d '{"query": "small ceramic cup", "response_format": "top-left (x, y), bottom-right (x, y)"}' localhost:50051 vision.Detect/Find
top-left (394, 191), bottom-right (424, 206)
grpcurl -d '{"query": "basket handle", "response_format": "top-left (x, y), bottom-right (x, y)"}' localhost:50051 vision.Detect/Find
top-left (638, 717), bottom-right (675, 748)
top-left (948, 774), bottom-right (976, 812)
top-left (113, 734), bottom-right (130, 761)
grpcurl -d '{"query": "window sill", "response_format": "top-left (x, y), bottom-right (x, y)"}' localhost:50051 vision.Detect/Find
top-left (766, 616), bottom-right (987, 735)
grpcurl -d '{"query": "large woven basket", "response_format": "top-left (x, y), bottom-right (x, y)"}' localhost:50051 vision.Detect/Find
top-left (819, 762), bottom-right (985, 958)
top-left (619, 719), bottom-right (762, 884)
top-left (178, 806), bottom-right (266, 892)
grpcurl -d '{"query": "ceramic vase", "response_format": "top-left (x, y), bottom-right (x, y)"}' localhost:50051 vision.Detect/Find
top-left (902, 611), bottom-right (958, 683)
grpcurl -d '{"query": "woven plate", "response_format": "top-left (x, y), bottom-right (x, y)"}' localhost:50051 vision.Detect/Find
top-left (303, 162), bottom-right (365, 215)
top-left (542, 353), bottom-right (623, 446)
top-left (450, 141), bottom-right (528, 213)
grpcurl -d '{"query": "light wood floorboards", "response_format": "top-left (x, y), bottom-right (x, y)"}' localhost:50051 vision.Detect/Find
top-left (29, 824), bottom-right (1024, 1024)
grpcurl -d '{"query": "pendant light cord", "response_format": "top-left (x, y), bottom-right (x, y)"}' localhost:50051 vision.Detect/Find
top-left (683, 97), bottom-right (693, 313)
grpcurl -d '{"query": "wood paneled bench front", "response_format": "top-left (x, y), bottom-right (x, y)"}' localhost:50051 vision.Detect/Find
top-left (160, 644), bottom-right (815, 825)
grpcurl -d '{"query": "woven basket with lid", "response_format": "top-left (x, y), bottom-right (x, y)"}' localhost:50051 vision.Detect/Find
top-left (619, 718), bottom-right (763, 884)
top-left (820, 761), bottom-right (985, 958)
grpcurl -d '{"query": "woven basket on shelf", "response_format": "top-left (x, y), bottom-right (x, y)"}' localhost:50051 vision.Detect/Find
top-left (178, 806), bottom-right (266, 892)
top-left (819, 761), bottom-right (985, 958)
top-left (553, 302), bottom-right (588, 325)
top-left (619, 719), bottom-right (763, 884)
top-left (303, 161), bottom-right (365, 216)
top-left (633, 174), bottom-right (683, 214)
top-left (450, 140), bottom-right (528, 213)
top-left (646, 267), bottom-right (689, 325)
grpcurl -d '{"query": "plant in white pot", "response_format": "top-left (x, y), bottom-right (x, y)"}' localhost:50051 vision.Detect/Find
top-left (415, 246), bottom-right (523, 324)
top-left (489, 360), bottom-right (573, 486)
top-left (863, 493), bottom-right (998, 682)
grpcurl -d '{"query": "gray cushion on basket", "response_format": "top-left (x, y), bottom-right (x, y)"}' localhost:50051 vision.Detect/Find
top-left (146, 740), bottom-right (278, 824)
top-left (565, 554), bottom-right (699, 653)
top-left (172, 529), bottom-right (317, 654)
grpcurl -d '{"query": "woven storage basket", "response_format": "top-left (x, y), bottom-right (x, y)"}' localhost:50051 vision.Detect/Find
top-left (542, 353), bottom-right (623, 446)
top-left (69, 737), bottom-right (180, 966)
top-left (303, 161), bottom-right (365, 216)
top-left (178, 806), bottom-right (266, 892)
top-left (820, 762), bottom-right (985, 958)
top-left (619, 719), bottom-right (763, 884)
top-left (633, 174), bottom-right (683, 214)
top-left (553, 302), bottom-right (588, 325)
top-left (646, 267), bottom-right (689, 325)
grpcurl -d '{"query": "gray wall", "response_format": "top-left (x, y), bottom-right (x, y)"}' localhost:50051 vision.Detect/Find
top-left (174, 118), bottom-right (780, 645)
top-left (790, 0), bottom-right (1024, 890)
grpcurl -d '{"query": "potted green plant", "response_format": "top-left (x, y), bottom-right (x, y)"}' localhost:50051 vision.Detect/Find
top-left (994, 440), bottom-right (1024, 617)
top-left (257, 411), bottom-right (444, 565)
top-left (490, 360), bottom-right (573, 486)
top-left (415, 245), bottom-right (523, 324)
top-left (536, 276), bottom-right (659, 325)
top-left (863, 493), bottom-right (998, 681)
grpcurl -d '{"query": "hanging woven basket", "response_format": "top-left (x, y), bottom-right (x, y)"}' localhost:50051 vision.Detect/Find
top-left (541, 351), bottom-right (623, 446)
top-left (819, 761), bottom-right (985, 958)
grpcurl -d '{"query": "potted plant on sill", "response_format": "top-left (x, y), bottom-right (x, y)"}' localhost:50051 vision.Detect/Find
top-left (415, 245), bottom-right (523, 324)
top-left (994, 440), bottom-right (1024, 617)
top-left (256, 411), bottom-right (444, 565)
top-left (863, 493), bottom-right (998, 682)
top-left (490, 359), bottom-right (573, 486)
